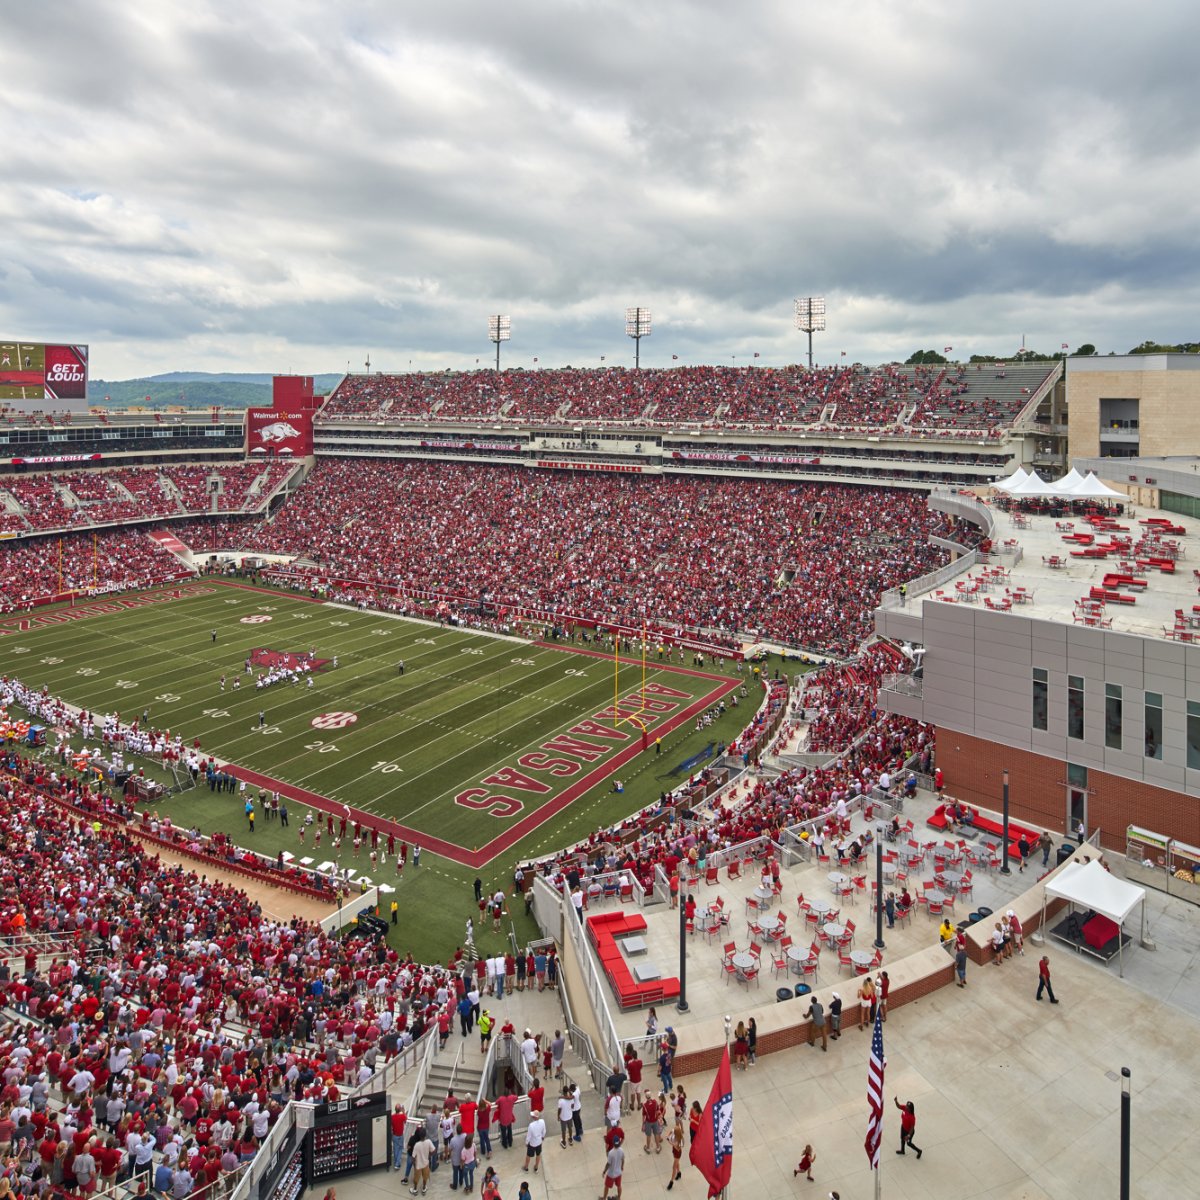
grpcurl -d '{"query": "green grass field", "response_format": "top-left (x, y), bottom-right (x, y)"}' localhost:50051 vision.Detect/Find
top-left (0, 579), bottom-right (771, 959)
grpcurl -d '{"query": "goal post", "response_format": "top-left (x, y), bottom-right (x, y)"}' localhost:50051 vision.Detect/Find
top-left (613, 622), bottom-right (650, 744)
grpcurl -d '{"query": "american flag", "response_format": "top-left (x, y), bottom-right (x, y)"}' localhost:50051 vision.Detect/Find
top-left (864, 1007), bottom-right (884, 1168)
top-left (1062, 343), bottom-right (1069, 350)
top-left (943, 346), bottom-right (952, 353)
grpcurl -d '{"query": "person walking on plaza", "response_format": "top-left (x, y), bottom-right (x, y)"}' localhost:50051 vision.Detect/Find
top-left (522, 1110), bottom-right (546, 1173)
top-left (894, 1098), bottom-right (922, 1159)
top-left (601, 1135), bottom-right (625, 1200)
top-left (666, 1119), bottom-right (684, 1189)
top-left (1039, 829), bottom-right (1054, 868)
top-left (793, 1143), bottom-right (817, 1181)
top-left (1036, 956), bottom-right (1059, 1003)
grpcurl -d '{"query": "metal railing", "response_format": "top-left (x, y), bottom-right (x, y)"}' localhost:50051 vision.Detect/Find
top-left (446, 1038), bottom-right (467, 1097)
top-left (559, 881), bottom-right (623, 1067)
top-left (228, 1102), bottom-right (304, 1200)
top-left (342, 1031), bottom-right (427, 1100)
top-left (557, 957), bottom-right (609, 1095)
top-left (405, 1024), bottom-right (442, 1118)
top-left (879, 549), bottom-right (981, 609)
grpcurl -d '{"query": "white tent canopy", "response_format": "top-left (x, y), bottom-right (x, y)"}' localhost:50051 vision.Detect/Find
top-left (1053, 467), bottom-right (1084, 492)
top-left (1006, 470), bottom-right (1058, 497)
top-left (1066, 471), bottom-right (1125, 499)
top-left (1040, 858), bottom-right (1147, 975)
top-left (993, 466), bottom-right (1029, 491)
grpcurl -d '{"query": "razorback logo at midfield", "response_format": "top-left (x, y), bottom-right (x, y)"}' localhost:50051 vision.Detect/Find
top-left (250, 647), bottom-right (331, 673)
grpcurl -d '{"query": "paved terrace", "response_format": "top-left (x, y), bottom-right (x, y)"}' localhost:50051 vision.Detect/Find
top-left (599, 789), bottom-right (1060, 1044)
top-left (324, 785), bottom-right (1200, 1200)
top-left (933, 499), bottom-right (1198, 638)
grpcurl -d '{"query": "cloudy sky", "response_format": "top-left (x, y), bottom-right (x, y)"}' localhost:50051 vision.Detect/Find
top-left (3, 1), bottom-right (1199, 380)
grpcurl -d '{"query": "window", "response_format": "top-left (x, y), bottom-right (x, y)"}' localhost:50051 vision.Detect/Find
top-left (1188, 702), bottom-right (1200, 770)
top-left (1032, 668), bottom-right (1048, 731)
top-left (1105, 683), bottom-right (1122, 750)
top-left (1067, 762), bottom-right (1088, 788)
top-left (1067, 675), bottom-right (1084, 740)
top-left (1145, 692), bottom-right (1163, 760)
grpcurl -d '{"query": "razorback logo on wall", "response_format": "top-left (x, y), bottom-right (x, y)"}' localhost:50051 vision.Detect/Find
top-left (246, 407), bottom-right (314, 456)
top-left (42, 345), bottom-right (89, 400)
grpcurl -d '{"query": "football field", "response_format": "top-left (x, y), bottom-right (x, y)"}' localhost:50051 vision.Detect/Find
top-left (1, 580), bottom-right (743, 867)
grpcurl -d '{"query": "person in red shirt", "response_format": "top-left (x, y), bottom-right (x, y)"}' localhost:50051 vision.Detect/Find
top-left (640, 1094), bottom-right (663, 1153)
top-left (494, 1090), bottom-right (517, 1151)
top-left (476, 1099), bottom-right (492, 1158)
top-left (526, 1078), bottom-right (544, 1116)
top-left (458, 1098), bottom-right (476, 1137)
top-left (625, 1051), bottom-right (643, 1110)
top-left (389, 1104), bottom-right (408, 1171)
top-left (893, 1098), bottom-right (921, 1159)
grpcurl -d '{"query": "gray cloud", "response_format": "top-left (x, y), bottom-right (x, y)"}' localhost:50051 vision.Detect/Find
top-left (1, 0), bottom-right (1199, 378)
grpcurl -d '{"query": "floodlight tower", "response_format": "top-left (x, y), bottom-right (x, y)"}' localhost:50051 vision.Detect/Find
top-left (794, 296), bottom-right (826, 368)
top-left (488, 315), bottom-right (511, 372)
top-left (625, 307), bottom-right (652, 369)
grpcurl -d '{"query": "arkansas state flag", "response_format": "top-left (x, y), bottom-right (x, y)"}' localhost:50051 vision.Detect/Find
top-left (690, 1045), bottom-right (733, 1196)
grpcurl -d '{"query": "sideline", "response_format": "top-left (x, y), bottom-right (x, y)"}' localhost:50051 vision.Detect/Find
top-left (323, 602), bottom-right (531, 644)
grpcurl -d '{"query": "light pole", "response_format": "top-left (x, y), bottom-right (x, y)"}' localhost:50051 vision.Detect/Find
top-left (625, 307), bottom-right (651, 369)
top-left (873, 839), bottom-right (886, 949)
top-left (488, 315), bottom-right (511, 372)
top-left (1000, 769), bottom-right (1012, 874)
top-left (794, 297), bottom-right (826, 368)
top-left (1119, 1067), bottom-right (1131, 1200)
top-left (677, 892), bottom-right (689, 1013)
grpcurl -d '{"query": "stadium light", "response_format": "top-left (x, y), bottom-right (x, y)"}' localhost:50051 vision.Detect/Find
top-left (625, 307), bottom-right (652, 369)
top-left (794, 296), bottom-right (826, 368)
top-left (488, 315), bottom-right (511, 372)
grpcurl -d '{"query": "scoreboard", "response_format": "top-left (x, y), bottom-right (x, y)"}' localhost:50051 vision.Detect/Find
top-left (0, 342), bottom-right (89, 410)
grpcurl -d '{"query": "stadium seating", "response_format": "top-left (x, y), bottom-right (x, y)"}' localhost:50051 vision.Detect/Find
top-left (0, 528), bottom-right (190, 607)
top-left (245, 459), bottom-right (954, 654)
top-left (317, 362), bottom-right (1053, 434)
top-left (0, 463), bottom-right (297, 537)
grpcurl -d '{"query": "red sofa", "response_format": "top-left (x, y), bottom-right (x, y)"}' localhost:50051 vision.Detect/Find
top-left (586, 911), bottom-right (680, 1010)
top-left (928, 803), bottom-right (1042, 860)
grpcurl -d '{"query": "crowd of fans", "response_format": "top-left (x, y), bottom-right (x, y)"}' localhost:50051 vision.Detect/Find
top-left (233, 459), bottom-right (952, 654)
top-left (0, 530), bottom-right (190, 609)
top-left (0, 769), bottom-right (535, 1198)
top-left (317, 363), bottom-right (1051, 434)
top-left (0, 465), bottom-right (296, 537)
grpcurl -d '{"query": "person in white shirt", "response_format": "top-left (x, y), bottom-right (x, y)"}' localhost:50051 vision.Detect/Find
top-left (556, 1092), bottom-right (574, 1148)
top-left (523, 1111), bottom-right (546, 1172)
top-left (521, 1033), bottom-right (538, 1067)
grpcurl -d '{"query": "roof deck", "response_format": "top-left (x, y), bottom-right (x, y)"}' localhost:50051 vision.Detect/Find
top-left (928, 499), bottom-right (1196, 640)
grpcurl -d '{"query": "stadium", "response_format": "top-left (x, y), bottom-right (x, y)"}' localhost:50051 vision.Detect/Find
top-left (2, 336), bottom-right (1198, 1200)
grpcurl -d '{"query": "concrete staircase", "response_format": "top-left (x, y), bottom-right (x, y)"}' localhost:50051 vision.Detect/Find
top-left (418, 1054), bottom-right (484, 1114)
